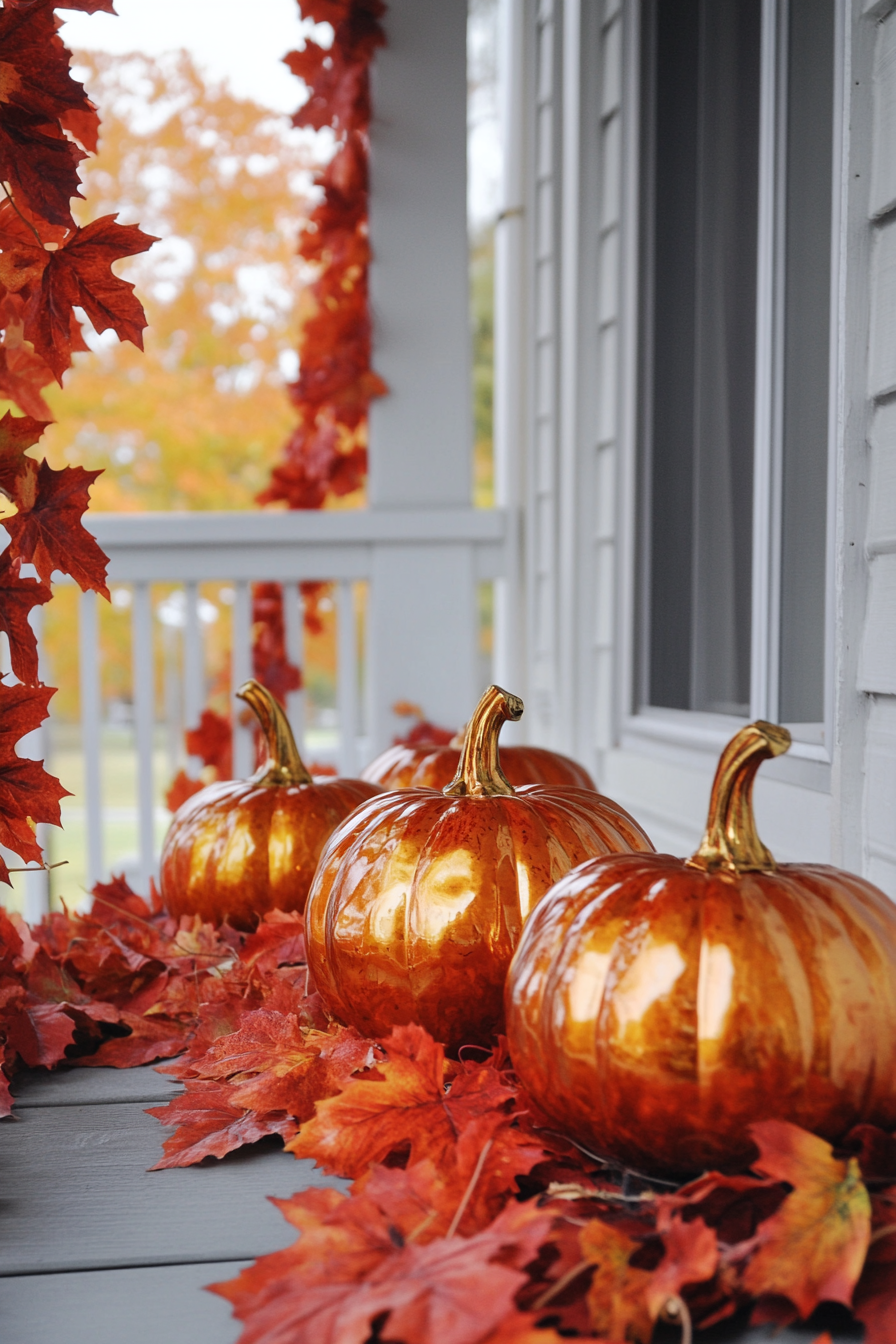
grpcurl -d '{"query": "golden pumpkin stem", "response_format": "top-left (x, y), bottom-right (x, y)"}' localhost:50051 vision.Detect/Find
top-left (237, 679), bottom-right (312, 787)
top-left (443, 685), bottom-right (523, 798)
top-left (687, 720), bottom-right (791, 874)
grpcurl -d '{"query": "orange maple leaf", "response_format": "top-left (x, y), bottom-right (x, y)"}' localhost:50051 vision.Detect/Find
top-left (286, 1023), bottom-right (519, 1178)
top-left (580, 1215), bottom-right (717, 1344)
top-left (187, 1015), bottom-right (372, 1120)
top-left (742, 1120), bottom-right (871, 1317)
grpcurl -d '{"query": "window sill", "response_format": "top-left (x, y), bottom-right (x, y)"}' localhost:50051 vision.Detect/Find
top-left (620, 708), bottom-right (831, 793)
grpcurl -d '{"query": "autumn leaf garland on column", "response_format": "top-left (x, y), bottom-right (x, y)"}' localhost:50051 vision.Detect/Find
top-left (262, 0), bottom-right (387, 512)
top-left (0, 0), bottom-right (156, 882)
top-left (253, 0), bottom-right (387, 743)
top-left (169, 1), bottom-right (387, 805)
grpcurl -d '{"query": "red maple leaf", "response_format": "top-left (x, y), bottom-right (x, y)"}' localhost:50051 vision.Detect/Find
top-left (165, 768), bottom-right (204, 813)
top-left (0, 547), bottom-right (50, 684)
top-left (0, 107), bottom-right (84, 228)
top-left (0, 678), bottom-right (70, 880)
top-left (3, 459), bottom-right (109, 595)
top-left (0, 343), bottom-right (54, 420)
top-left (210, 1190), bottom-right (552, 1344)
top-left (147, 1081), bottom-right (299, 1168)
top-left (238, 910), bottom-right (307, 974)
top-left (0, 1), bottom-right (95, 128)
top-left (185, 707), bottom-right (233, 778)
top-left (0, 985), bottom-right (76, 1067)
top-left (287, 1023), bottom-right (519, 1179)
top-left (0, 408), bottom-right (46, 497)
top-left (19, 214), bottom-right (157, 380)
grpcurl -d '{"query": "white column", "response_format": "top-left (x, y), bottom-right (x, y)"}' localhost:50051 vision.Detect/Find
top-left (366, 0), bottom-right (477, 751)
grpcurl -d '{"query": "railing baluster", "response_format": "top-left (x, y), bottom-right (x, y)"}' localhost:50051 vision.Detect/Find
top-left (231, 580), bottom-right (252, 779)
top-left (283, 581), bottom-right (305, 757)
top-left (131, 582), bottom-right (155, 893)
top-left (79, 589), bottom-right (103, 892)
top-left (23, 602), bottom-right (49, 918)
top-left (183, 581), bottom-right (203, 775)
top-left (337, 580), bottom-right (358, 776)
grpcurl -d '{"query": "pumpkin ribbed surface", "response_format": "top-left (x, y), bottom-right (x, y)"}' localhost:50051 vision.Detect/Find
top-left (162, 775), bottom-right (379, 930)
top-left (506, 722), bottom-right (896, 1174)
top-left (306, 782), bottom-right (652, 1052)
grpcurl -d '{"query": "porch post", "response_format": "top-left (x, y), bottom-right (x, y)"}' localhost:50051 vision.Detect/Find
top-left (366, 0), bottom-right (476, 752)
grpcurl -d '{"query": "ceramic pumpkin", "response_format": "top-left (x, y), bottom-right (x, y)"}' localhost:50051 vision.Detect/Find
top-left (305, 684), bottom-right (653, 1052)
top-left (362, 734), bottom-right (596, 792)
top-left (160, 679), bottom-right (380, 930)
top-left (505, 720), bottom-right (896, 1175)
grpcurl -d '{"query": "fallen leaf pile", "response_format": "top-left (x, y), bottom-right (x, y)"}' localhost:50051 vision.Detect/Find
top-left (4, 879), bottom-right (896, 1340)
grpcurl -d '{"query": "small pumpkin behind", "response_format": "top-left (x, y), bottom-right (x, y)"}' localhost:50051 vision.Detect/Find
top-left (306, 684), bottom-right (653, 1052)
top-left (362, 733), bottom-right (595, 792)
top-left (505, 721), bottom-right (896, 1176)
top-left (160, 680), bottom-right (381, 930)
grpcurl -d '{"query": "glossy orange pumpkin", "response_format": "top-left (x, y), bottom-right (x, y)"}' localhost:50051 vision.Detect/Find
top-left (306, 685), bottom-right (653, 1052)
top-left (160, 680), bottom-right (380, 930)
top-left (506, 721), bottom-right (896, 1175)
top-left (362, 735), bottom-right (596, 792)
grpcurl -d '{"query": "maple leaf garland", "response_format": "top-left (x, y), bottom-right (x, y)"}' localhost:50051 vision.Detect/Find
top-left (0, 1), bottom-right (155, 879)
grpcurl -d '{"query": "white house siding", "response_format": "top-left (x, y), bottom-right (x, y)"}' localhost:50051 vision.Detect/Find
top-left (524, 0), bottom-right (564, 747)
top-left (511, 0), bottom-right (896, 871)
top-left (859, 0), bottom-right (896, 894)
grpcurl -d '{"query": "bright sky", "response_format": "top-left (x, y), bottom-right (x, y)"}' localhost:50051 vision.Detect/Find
top-left (60, 0), bottom-right (503, 227)
top-left (59, 0), bottom-right (313, 114)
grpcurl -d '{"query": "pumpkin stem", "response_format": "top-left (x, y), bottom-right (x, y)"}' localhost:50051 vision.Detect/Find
top-left (237, 679), bottom-right (312, 787)
top-left (687, 720), bottom-right (791, 874)
top-left (443, 685), bottom-right (523, 798)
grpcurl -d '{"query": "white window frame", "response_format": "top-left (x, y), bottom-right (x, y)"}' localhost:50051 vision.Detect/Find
top-left (617, 0), bottom-right (845, 792)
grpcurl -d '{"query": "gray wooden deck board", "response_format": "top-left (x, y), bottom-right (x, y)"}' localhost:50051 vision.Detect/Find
top-left (1, 1073), bottom-right (344, 1278)
top-left (0, 1260), bottom-right (250, 1344)
top-left (10, 1063), bottom-right (180, 1107)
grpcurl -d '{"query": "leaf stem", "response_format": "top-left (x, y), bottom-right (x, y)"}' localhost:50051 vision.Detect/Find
top-left (446, 1137), bottom-right (493, 1238)
top-left (869, 1222), bottom-right (896, 1245)
top-left (1, 182), bottom-right (46, 249)
top-left (532, 1257), bottom-right (591, 1311)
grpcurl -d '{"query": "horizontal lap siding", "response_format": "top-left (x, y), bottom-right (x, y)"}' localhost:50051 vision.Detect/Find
top-left (861, 5), bottom-right (896, 895)
top-left (592, 2), bottom-right (625, 776)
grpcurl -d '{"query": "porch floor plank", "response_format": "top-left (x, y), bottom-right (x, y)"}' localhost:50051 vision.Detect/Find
top-left (1, 1066), bottom-right (343, 1304)
top-left (10, 1062), bottom-right (180, 1108)
top-left (0, 1260), bottom-right (250, 1344)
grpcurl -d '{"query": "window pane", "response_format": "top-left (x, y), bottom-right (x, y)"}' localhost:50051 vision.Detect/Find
top-left (642, 0), bottom-right (761, 716)
top-left (778, 0), bottom-right (834, 724)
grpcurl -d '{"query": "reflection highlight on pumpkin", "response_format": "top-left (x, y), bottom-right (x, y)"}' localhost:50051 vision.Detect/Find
top-left (696, 940), bottom-right (735, 1042)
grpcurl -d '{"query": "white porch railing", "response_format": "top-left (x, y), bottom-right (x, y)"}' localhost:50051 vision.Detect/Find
top-left (21, 507), bottom-right (509, 918)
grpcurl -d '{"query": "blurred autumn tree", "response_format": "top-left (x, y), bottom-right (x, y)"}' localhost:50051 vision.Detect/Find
top-left (34, 49), bottom-right (312, 511)
top-left (15, 51), bottom-right (317, 718)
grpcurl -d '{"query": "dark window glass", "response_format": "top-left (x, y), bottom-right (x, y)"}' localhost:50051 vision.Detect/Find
top-left (641, 0), bottom-right (761, 715)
